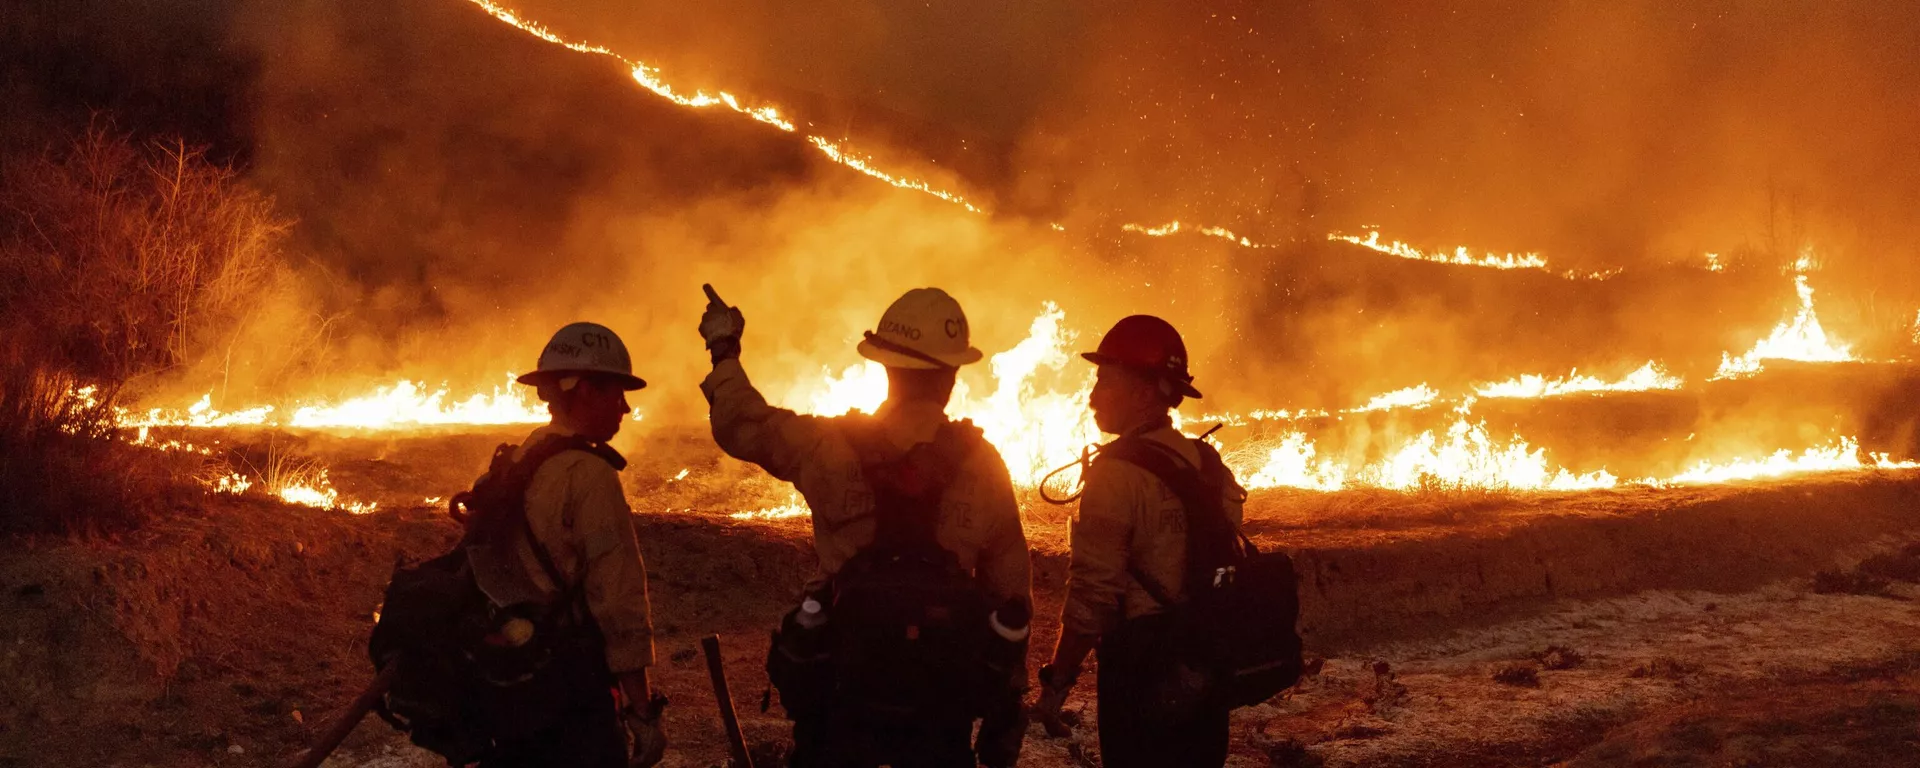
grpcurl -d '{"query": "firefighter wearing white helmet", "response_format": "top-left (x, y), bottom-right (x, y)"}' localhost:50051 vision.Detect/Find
top-left (699, 285), bottom-right (1032, 768)
top-left (465, 321), bottom-right (667, 767)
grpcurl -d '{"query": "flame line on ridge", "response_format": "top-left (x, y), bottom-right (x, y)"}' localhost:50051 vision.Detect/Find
top-left (464, 0), bottom-right (980, 213)
top-left (466, 1), bottom-right (1660, 277)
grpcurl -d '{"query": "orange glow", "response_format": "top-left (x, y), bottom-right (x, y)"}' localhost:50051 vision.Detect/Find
top-left (1237, 432), bottom-right (1346, 491)
top-left (285, 375), bottom-right (547, 429)
top-left (1121, 221), bottom-right (1258, 247)
top-left (1663, 437), bottom-right (1920, 485)
top-left (124, 375), bottom-right (550, 431)
top-left (1472, 362), bottom-right (1682, 400)
top-left (729, 493), bottom-right (811, 520)
top-left (1233, 402), bottom-right (1615, 492)
top-left (1328, 230), bottom-right (1551, 271)
top-left (204, 465), bottom-right (377, 514)
top-left (1714, 269), bottom-right (1854, 380)
top-left (1354, 384), bottom-right (1439, 412)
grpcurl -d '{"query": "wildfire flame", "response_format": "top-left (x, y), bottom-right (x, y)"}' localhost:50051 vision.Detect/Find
top-left (729, 493), bottom-right (812, 521)
top-left (204, 466), bottom-right (377, 514)
top-left (123, 375), bottom-right (549, 430)
top-left (1237, 432), bottom-right (1346, 491)
top-left (1121, 221), bottom-right (1258, 247)
top-left (1355, 384), bottom-right (1439, 412)
top-left (286, 376), bottom-right (548, 429)
top-left (465, 0), bottom-right (1675, 284)
top-left (1472, 362), bottom-right (1682, 400)
top-left (1234, 402), bottom-right (1616, 492)
top-left (464, 0), bottom-right (980, 212)
top-left (1329, 230), bottom-right (1551, 272)
top-left (1664, 437), bottom-right (1919, 485)
top-left (1714, 271), bottom-right (1854, 380)
top-left (781, 304), bottom-right (1915, 500)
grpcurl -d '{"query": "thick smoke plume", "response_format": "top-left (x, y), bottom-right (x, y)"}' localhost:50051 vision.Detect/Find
top-left (9, 0), bottom-right (1919, 422)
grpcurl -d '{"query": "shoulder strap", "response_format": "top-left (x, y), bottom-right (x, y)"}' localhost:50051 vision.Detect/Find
top-left (469, 434), bottom-right (626, 600)
top-left (845, 417), bottom-right (981, 551)
top-left (1095, 435), bottom-right (1245, 608)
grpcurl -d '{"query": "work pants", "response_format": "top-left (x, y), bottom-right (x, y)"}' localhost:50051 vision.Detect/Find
top-left (479, 637), bottom-right (625, 768)
top-left (771, 608), bottom-right (979, 768)
top-left (1095, 615), bottom-right (1231, 768)
top-left (790, 708), bottom-right (975, 768)
top-left (479, 686), bottom-right (625, 768)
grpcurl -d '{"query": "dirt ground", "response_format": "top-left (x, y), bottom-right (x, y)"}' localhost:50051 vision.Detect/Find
top-left (2, 428), bottom-right (1918, 767)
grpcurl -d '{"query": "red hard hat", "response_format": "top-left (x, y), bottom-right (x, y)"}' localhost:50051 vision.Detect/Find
top-left (1082, 315), bottom-right (1203, 399)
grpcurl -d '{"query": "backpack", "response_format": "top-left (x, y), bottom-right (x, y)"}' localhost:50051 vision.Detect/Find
top-left (1098, 435), bottom-right (1304, 710)
top-left (826, 419), bottom-right (994, 722)
top-left (367, 434), bottom-right (625, 765)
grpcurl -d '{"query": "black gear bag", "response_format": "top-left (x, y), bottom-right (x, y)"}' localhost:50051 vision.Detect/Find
top-left (366, 435), bottom-right (625, 765)
top-left (1097, 435), bottom-right (1304, 710)
top-left (825, 419), bottom-right (995, 722)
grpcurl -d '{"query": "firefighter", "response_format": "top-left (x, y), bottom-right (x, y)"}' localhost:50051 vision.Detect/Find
top-left (698, 286), bottom-right (1032, 768)
top-left (467, 322), bottom-right (668, 768)
top-left (1035, 315), bottom-right (1247, 768)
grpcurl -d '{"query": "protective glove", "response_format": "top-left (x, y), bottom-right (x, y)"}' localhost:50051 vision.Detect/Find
top-left (699, 284), bottom-right (744, 362)
top-left (623, 693), bottom-right (669, 768)
top-left (1033, 664), bottom-right (1076, 738)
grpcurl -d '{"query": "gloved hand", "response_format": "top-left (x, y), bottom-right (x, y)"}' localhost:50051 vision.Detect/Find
top-left (1033, 664), bottom-right (1076, 738)
top-left (623, 693), bottom-right (668, 767)
top-left (699, 284), bottom-right (744, 362)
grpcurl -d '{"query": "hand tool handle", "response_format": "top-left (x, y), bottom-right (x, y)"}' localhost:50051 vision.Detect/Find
top-left (701, 635), bottom-right (755, 768)
top-left (286, 660), bottom-right (402, 768)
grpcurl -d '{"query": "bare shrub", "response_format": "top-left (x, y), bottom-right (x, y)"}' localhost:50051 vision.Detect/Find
top-left (0, 121), bottom-right (286, 386)
top-left (0, 121), bottom-right (290, 534)
top-left (1493, 662), bottom-right (1542, 687)
top-left (1533, 645), bottom-right (1587, 670)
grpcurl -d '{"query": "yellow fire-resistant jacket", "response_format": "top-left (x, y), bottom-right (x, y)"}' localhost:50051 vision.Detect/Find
top-left (1060, 424), bottom-right (1247, 638)
top-left (470, 425), bottom-right (656, 673)
top-left (701, 358), bottom-right (1032, 608)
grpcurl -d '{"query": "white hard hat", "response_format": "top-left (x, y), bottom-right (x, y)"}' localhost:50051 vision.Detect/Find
top-left (855, 288), bottom-right (984, 370)
top-left (516, 322), bottom-right (646, 390)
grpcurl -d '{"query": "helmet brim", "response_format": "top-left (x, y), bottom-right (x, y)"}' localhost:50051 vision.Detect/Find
top-left (1079, 352), bottom-right (1202, 399)
top-left (857, 338), bottom-right (983, 370)
top-left (516, 370), bottom-right (648, 391)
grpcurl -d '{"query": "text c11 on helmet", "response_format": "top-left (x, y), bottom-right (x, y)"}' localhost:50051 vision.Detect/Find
top-left (516, 322), bottom-right (647, 390)
top-left (1081, 315), bottom-right (1202, 399)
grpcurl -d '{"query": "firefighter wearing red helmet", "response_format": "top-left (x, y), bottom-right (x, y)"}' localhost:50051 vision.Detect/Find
top-left (1036, 315), bottom-right (1246, 768)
